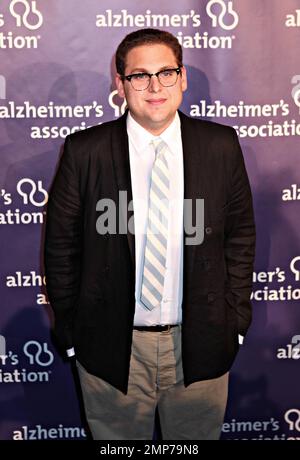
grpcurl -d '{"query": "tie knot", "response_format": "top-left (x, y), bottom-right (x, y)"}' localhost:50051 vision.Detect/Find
top-left (151, 138), bottom-right (167, 158)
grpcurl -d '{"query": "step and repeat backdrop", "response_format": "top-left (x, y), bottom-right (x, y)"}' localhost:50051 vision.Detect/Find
top-left (1, 0), bottom-right (300, 441)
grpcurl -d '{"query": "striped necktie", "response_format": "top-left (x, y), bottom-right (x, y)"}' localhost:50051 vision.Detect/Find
top-left (140, 138), bottom-right (170, 311)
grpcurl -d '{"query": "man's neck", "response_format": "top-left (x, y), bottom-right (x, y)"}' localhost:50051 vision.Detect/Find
top-left (128, 111), bottom-right (177, 136)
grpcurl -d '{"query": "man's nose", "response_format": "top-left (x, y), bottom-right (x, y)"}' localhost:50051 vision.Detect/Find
top-left (148, 75), bottom-right (161, 92)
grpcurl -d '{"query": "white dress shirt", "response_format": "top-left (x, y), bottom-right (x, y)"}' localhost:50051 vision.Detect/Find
top-left (127, 111), bottom-right (184, 326)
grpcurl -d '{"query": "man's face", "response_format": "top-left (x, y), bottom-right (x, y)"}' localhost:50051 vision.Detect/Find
top-left (116, 44), bottom-right (187, 135)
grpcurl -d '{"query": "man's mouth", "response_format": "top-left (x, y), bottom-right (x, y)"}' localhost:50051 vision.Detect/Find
top-left (146, 98), bottom-right (167, 106)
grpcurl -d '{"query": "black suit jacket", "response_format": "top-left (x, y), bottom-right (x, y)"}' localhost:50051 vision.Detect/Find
top-left (44, 110), bottom-right (255, 394)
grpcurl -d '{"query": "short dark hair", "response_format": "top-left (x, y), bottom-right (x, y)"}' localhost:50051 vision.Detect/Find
top-left (115, 28), bottom-right (182, 76)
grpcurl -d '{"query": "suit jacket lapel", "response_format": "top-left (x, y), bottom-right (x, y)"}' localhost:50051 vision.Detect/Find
top-left (179, 111), bottom-right (207, 277)
top-left (111, 110), bottom-right (135, 270)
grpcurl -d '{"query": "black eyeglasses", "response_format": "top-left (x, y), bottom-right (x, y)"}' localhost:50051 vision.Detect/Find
top-left (121, 67), bottom-right (182, 91)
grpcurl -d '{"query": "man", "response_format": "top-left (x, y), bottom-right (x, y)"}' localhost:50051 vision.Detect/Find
top-left (44, 28), bottom-right (255, 440)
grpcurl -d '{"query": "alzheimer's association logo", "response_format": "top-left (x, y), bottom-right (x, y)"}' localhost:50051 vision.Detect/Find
top-left (0, 75), bottom-right (6, 100)
top-left (16, 178), bottom-right (48, 207)
top-left (0, 335), bottom-right (6, 358)
top-left (284, 409), bottom-right (300, 432)
top-left (23, 341), bottom-right (54, 366)
top-left (9, 0), bottom-right (43, 31)
top-left (291, 75), bottom-right (300, 112)
top-left (206, 0), bottom-right (239, 31)
top-left (108, 90), bottom-right (127, 117)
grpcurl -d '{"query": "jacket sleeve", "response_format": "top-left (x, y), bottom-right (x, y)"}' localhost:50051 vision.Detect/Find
top-left (44, 135), bottom-right (82, 350)
top-left (224, 129), bottom-right (256, 337)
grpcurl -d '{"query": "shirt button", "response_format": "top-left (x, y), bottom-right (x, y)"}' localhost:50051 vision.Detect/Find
top-left (205, 227), bottom-right (212, 235)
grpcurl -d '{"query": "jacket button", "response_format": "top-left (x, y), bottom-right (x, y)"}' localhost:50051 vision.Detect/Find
top-left (204, 260), bottom-right (211, 270)
top-left (208, 293), bottom-right (215, 302)
top-left (205, 227), bottom-right (212, 235)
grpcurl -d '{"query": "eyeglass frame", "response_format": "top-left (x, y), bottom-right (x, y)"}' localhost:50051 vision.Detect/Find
top-left (121, 66), bottom-right (183, 91)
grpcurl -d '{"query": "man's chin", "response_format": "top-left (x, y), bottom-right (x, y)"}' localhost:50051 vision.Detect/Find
top-left (130, 110), bottom-right (176, 134)
top-left (146, 112), bottom-right (175, 128)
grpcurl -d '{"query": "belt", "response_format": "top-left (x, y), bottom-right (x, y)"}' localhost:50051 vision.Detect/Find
top-left (133, 324), bottom-right (180, 332)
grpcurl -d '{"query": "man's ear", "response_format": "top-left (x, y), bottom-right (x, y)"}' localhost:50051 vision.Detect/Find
top-left (115, 74), bottom-right (125, 98)
top-left (180, 65), bottom-right (188, 92)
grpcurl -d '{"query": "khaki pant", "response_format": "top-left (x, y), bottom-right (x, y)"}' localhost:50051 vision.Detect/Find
top-left (76, 324), bottom-right (228, 440)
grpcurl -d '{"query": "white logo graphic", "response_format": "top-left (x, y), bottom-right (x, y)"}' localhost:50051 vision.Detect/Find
top-left (284, 409), bottom-right (300, 432)
top-left (290, 256), bottom-right (300, 281)
top-left (282, 184), bottom-right (300, 202)
top-left (17, 178), bottom-right (48, 207)
top-left (0, 75), bottom-right (6, 100)
top-left (9, 0), bottom-right (43, 31)
top-left (108, 90), bottom-right (127, 117)
top-left (291, 335), bottom-right (300, 359)
top-left (285, 10), bottom-right (300, 28)
top-left (206, 0), bottom-right (239, 31)
top-left (23, 341), bottom-right (54, 366)
top-left (291, 75), bottom-right (300, 112)
top-left (0, 335), bottom-right (6, 357)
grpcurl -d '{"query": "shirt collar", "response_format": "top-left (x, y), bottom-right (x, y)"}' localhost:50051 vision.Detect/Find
top-left (127, 111), bottom-right (181, 156)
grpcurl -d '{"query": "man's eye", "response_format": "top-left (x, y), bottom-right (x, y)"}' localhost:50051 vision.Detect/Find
top-left (161, 70), bottom-right (174, 77)
top-left (132, 74), bottom-right (148, 81)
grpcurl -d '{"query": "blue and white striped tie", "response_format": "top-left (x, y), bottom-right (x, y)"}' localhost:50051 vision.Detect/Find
top-left (140, 139), bottom-right (170, 311)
